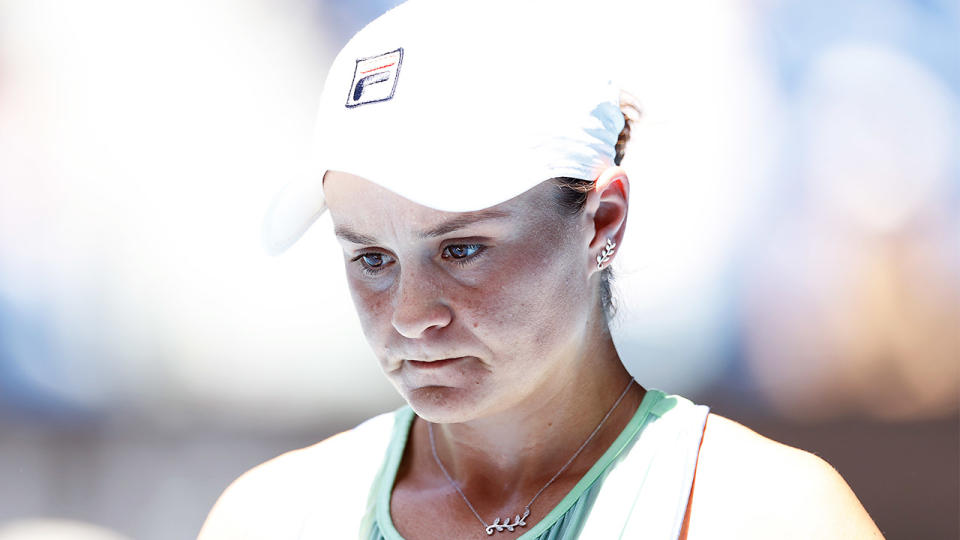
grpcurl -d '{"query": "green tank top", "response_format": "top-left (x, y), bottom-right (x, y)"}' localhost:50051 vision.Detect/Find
top-left (361, 388), bottom-right (709, 539)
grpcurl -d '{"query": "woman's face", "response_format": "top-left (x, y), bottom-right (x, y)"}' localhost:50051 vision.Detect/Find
top-left (324, 171), bottom-right (599, 423)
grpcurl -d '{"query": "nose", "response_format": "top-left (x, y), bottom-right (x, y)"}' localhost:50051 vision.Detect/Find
top-left (390, 265), bottom-right (453, 339)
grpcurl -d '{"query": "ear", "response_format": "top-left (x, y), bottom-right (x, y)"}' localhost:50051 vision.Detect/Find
top-left (584, 166), bottom-right (629, 272)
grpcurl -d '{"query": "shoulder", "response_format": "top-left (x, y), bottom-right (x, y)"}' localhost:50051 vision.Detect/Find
top-left (198, 410), bottom-right (400, 540)
top-left (684, 413), bottom-right (884, 540)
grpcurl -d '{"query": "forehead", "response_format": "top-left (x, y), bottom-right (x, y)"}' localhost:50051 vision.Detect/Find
top-left (323, 170), bottom-right (558, 237)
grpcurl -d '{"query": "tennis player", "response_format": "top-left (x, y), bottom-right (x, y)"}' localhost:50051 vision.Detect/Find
top-left (199, 1), bottom-right (884, 538)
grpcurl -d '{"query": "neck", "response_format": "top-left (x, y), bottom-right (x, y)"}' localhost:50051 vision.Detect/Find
top-left (421, 333), bottom-right (643, 502)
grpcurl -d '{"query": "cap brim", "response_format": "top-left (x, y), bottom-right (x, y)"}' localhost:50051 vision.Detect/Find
top-left (261, 174), bottom-right (328, 256)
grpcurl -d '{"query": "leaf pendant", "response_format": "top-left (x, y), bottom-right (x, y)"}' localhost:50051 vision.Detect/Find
top-left (484, 508), bottom-right (530, 535)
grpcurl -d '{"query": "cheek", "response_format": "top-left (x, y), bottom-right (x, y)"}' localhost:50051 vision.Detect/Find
top-left (346, 276), bottom-right (394, 347)
top-left (457, 242), bottom-right (588, 349)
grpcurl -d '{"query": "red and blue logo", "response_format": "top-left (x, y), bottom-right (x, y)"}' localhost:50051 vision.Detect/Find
top-left (346, 48), bottom-right (403, 108)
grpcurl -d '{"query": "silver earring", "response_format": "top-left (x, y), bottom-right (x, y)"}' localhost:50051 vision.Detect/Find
top-left (596, 237), bottom-right (616, 269)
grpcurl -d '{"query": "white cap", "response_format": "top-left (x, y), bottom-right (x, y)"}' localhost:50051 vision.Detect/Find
top-left (263, 0), bottom-right (625, 254)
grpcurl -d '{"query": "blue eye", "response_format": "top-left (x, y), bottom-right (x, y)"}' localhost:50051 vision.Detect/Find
top-left (442, 244), bottom-right (485, 262)
top-left (361, 253), bottom-right (384, 267)
top-left (352, 252), bottom-right (393, 276)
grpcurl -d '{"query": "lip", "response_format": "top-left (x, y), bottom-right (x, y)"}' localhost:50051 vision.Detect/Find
top-left (406, 357), bottom-right (467, 369)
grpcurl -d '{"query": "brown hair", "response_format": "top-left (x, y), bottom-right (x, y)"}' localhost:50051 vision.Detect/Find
top-left (551, 92), bottom-right (640, 324)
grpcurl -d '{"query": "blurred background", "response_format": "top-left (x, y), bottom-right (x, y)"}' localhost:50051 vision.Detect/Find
top-left (0, 0), bottom-right (956, 538)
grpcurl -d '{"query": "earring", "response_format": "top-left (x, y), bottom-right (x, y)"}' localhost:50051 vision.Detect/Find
top-left (596, 237), bottom-right (616, 269)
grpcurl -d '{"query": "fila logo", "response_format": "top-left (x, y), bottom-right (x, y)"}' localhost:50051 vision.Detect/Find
top-left (346, 48), bottom-right (403, 108)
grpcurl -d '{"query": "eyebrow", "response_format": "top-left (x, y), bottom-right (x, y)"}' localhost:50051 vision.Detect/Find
top-left (419, 209), bottom-right (511, 238)
top-left (334, 209), bottom-right (511, 244)
top-left (333, 226), bottom-right (379, 245)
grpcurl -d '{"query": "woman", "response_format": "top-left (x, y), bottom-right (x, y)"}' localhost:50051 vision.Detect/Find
top-left (200, 1), bottom-right (884, 538)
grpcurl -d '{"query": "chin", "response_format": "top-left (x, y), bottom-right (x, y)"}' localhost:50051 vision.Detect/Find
top-left (399, 384), bottom-right (489, 424)
top-left (384, 356), bottom-right (499, 423)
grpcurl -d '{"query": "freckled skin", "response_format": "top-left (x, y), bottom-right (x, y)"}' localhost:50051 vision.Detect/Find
top-left (324, 171), bottom-right (599, 424)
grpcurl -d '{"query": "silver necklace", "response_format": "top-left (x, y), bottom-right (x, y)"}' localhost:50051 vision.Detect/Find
top-left (427, 378), bottom-right (635, 536)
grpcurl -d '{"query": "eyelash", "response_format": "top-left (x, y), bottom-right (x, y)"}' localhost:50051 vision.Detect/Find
top-left (351, 244), bottom-right (487, 276)
top-left (442, 244), bottom-right (486, 264)
top-left (351, 253), bottom-right (389, 277)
